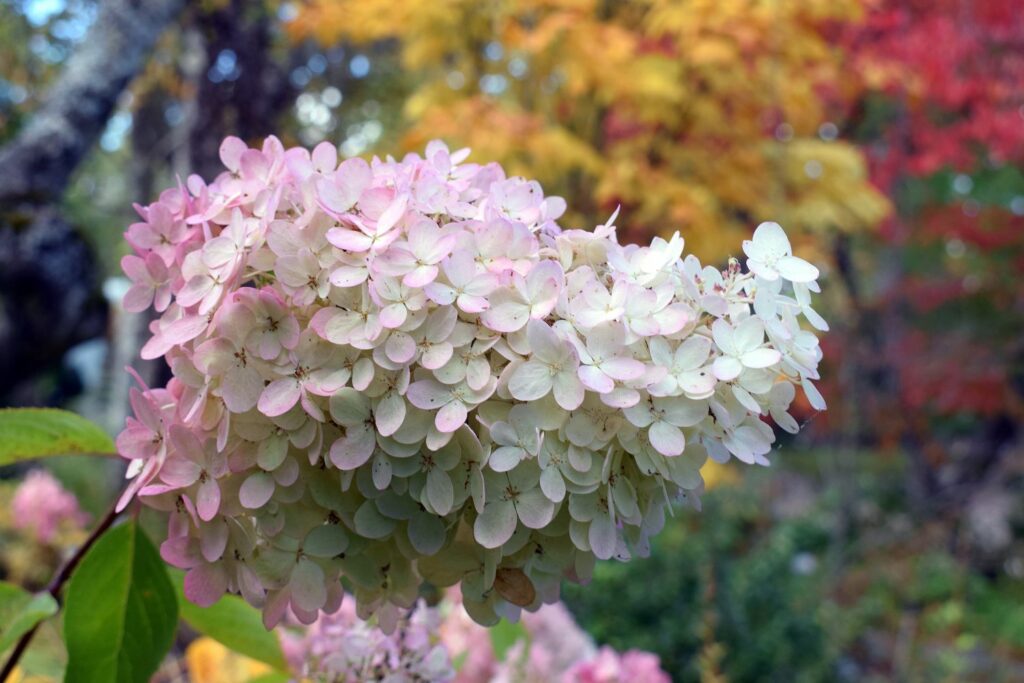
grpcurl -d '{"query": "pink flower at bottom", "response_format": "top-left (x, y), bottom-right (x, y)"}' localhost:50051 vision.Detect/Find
top-left (562, 646), bottom-right (671, 683)
top-left (11, 470), bottom-right (89, 544)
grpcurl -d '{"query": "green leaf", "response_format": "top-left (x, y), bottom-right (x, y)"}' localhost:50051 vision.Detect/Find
top-left (246, 673), bottom-right (290, 683)
top-left (0, 408), bottom-right (116, 465)
top-left (63, 522), bottom-right (178, 683)
top-left (170, 571), bottom-right (288, 671)
top-left (0, 581), bottom-right (59, 654)
top-left (489, 618), bottom-right (529, 662)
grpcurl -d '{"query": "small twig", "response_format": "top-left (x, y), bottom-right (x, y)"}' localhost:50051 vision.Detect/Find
top-left (0, 497), bottom-right (125, 680)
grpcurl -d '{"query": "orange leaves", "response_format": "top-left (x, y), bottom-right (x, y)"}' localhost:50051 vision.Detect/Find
top-left (287, 0), bottom-right (889, 260)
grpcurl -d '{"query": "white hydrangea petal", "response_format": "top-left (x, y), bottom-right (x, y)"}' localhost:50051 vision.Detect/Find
top-left (304, 524), bottom-right (349, 557)
top-left (802, 378), bottom-right (827, 411)
top-left (515, 487), bottom-right (555, 529)
top-left (589, 514), bottom-right (617, 561)
top-left (329, 428), bottom-right (375, 470)
top-left (290, 558), bottom-right (327, 613)
top-left (776, 255), bottom-right (820, 283)
top-left (474, 500), bottom-right (517, 549)
top-left (425, 467), bottom-right (454, 515)
top-left (539, 466), bottom-right (566, 503)
top-left (434, 400), bottom-right (468, 433)
top-left (712, 356), bottom-right (743, 381)
top-left (490, 446), bottom-right (525, 473)
top-left (239, 472), bottom-right (275, 509)
top-left (508, 361), bottom-right (553, 401)
top-left (648, 421), bottom-right (686, 457)
top-left (374, 392), bottom-right (407, 437)
top-left (354, 500), bottom-right (397, 539)
top-left (552, 372), bottom-right (585, 410)
top-left (741, 348), bottom-right (782, 369)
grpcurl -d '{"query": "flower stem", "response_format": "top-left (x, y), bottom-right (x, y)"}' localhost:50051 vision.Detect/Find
top-left (0, 496), bottom-right (124, 680)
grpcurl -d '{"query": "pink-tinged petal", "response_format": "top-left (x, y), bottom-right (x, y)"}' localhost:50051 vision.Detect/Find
top-left (116, 424), bottom-right (158, 459)
top-left (379, 303), bottom-right (407, 329)
top-left (679, 370), bottom-right (717, 398)
top-left (326, 227), bottom-right (373, 252)
top-left (654, 304), bottom-right (690, 335)
top-left (406, 379), bottom-right (452, 410)
top-left (311, 141), bottom-right (337, 173)
top-left (200, 517), bottom-right (229, 562)
top-left (375, 194), bottom-right (408, 235)
top-left (169, 424), bottom-right (206, 464)
top-left (184, 563), bottom-right (228, 608)
top-left (329, 428), bottom-right (375, 470)
top-left (420, 342), bottom-right (452, 370)
top-left (601, 357), bottom-right (646, 381)
top-left (524, 260), bottom-right (564, 313)
top-left (159, 458), bottom-right (202, 488)
top-left (649, 422), bottom-right (686, 456)
top-left (434, 400), bottom-right (468, 433)
top-left (480, 296), bottom-right (529, 333)
top-left (424, 282), bottom-right (456, 306)
top-left (239, 149), bottom-right (269, 180)
top-left (456, 293), bottom-right (489, 313)
top-left (153, 286), bottom-right (172, 312)
top-left (122, 284), bottom-right (154, 313)
top-left (601, 387), bottom-right (640, 408)
top-left (261, 589), bottom-right (292, 630)
top-left (239, 472), bottom-right (275, 509)
top-left (384, 331), bottom-right (416, 364)
top-left (403, 265), bottom-right (438, 288)
top-left (164, 315), bottom-right (210, 346)
top-left (195, 477), bottom-right (221, 521)
top-left (290, 558), bottom-right (327, 613)
top-left (177, 275), bottom-right (215, 309)
top-left (258, 377), bottom-right (301, 417)
top-left (222, 366), bottom-right (264, 413)
top-left (329, 265), bottom-right (368, 287)
top-left (219, 136), bottom-right (247, 172)
top-left (579, 365), bottom-right (614, 394)
top-left (161, 536), bottom-right (200, 569)
top-left (299, 390), bottom-right (325, 422)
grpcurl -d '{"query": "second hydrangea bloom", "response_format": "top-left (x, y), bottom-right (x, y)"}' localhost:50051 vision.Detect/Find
top-left (117, 137), bottom-right (827, 629)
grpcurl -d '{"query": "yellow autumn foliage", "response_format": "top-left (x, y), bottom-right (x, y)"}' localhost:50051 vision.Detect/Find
top-left (288, 0), bottom-right (889, 260)
top-left (185, 637), bottom-right (271, 683)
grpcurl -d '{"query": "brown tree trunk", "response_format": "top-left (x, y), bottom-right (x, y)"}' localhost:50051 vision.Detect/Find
top-left (0, 0), bottom-right (184, 402)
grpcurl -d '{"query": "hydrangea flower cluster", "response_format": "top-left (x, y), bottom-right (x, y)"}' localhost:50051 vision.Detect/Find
top-left (116, 136), bottom-right (827, 629)
top-left (11, 469), bottom-right (89, 544)
top-left (282, 598), bottom-right (454, 682)
top-left (279, 590), bottom-right (669, 683)
top-left (562, 647), bottom-right (671, 683)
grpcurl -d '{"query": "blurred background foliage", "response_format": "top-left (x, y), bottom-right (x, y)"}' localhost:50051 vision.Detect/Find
top-left (0, 0), bottom-right (1022, 680)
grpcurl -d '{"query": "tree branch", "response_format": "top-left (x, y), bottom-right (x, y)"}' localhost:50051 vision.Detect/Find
top-left (0, 0), bottom-right (185, 205)
top-left (0, 498), bottom-right (124, 680)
